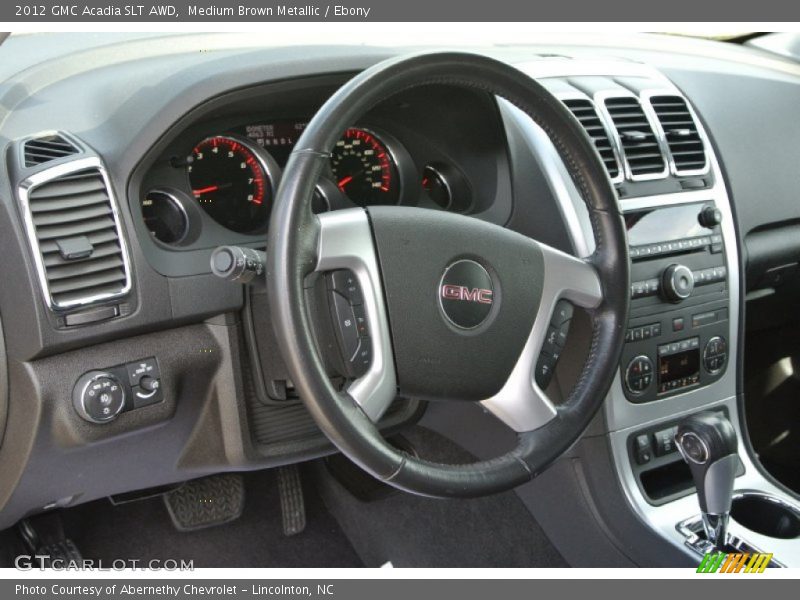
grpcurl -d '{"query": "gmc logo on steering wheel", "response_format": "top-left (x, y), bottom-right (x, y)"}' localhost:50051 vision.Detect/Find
top-left (440, 284), bottom-right (493, 305)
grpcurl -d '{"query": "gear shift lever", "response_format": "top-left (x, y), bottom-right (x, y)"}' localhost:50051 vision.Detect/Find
top-left (676, 412), bottom-right (738, 549)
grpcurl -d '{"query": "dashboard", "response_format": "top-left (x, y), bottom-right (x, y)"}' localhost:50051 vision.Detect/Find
top-left (2, 33), bottom-right (800, 565)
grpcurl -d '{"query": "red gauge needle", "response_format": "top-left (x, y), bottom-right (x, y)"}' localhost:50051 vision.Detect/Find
top-left (337, 176), bottom-right (353, 190)
top-left (193, 185), bottom-right (219, 195)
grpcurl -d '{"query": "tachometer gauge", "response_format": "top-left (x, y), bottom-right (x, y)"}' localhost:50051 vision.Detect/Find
top-left (330, 128), bottom-right (400, 206)
top-left (188, 135), bottom-right (275, 233)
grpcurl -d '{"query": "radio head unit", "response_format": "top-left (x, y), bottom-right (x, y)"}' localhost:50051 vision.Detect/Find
top-left (620, 201), bottom-right (729, 403)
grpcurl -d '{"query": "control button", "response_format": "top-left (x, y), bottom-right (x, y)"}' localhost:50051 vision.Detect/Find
top-left (711, 234), bottom-right (723, 244)
top-left (625, 330), bottom-right (634, 343)
top-left (330, 291), bottom-right (360, 361)
top-left (551, 300), bottom-right (574, 326)
top-left (698, 205), bottom-right (723, 228)
top-left (654, 427), bottom-right (678, 456)
top-left (652, 323), bottom-right (662, 337)
top-left (662, 264), bottom-right (695, 303)
top-left (139, 376), bottom-right (159, 393)
top-left (633, 328), bottom-right (643, 342)
top-left (74, 372), bottom-right (126, 424)
top-left (352, 304), bottom-right (369, 337)
top-left (126, 358), bottom-right (160, 387)
top-left (535, 354), bottom-right (557, 390)
top-left (703, 336), bottom-right (728, 375)
top-left (672, 317), bottom-right (685, 332)
top-left (543, 327), bottom-right (564, 361)
top-left (692, 311), bottom-right (717, 328)
top-left (625, 355), bottom-right (654, 396)
top-left (328, 270), bottom-right (363, 306)
top-left (711, 243), bottom-right (723, 254)
top-left (556, 321), bottom-right (570, 347)
top-left (634, 434), bottom-right (653, 465)
top-left (350, 337), bottom-right (372, 378)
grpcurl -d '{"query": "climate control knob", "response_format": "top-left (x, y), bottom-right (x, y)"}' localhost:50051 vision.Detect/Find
top-left (73, 371), bottom-right (126, 424)
top-left (703, 336), bottom-right (728, 374)
top-left (625, 355), bottom-right (654, 395)
top-left (662, 264), bottom-right (695, 303)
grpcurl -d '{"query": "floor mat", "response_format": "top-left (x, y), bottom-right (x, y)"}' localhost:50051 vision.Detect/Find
top-left (58, 468), bottom-right (362, 568)
top-left (315, 426), bottom-right (568, 568)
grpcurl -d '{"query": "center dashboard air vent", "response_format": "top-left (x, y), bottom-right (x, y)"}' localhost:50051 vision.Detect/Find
top-left (649, 95), bottom-right (708, 174)
top-left (19, 161), bottom-right (131, 311)
top-left (604, 96), bottom-right (667, 179)
top-left (23, 134), bottom-right (79, 167)
top-left (562, 98), bottom-right (621, 181)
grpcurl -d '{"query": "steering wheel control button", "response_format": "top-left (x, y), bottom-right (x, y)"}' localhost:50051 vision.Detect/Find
top-left (438, 259), bottom-right (494, 329)
top-left (74, 372), bottom-right (126, 424)
top-left (703, 336), bottom-right (728, 374)
top-left (328, 270), bottom-right (363, 306)
top-left (326, 270), bottom-right (373, 378)
top-left (330, 290), bottom-right (361, 361)
top-left (551, 300), bottom-right (574, 325)
top-left (624, 355), bottom-right (654, 395)
top-left (350, 337), bottom-right (373, 377)
top-left (535, 354), bottom-right (557, 390)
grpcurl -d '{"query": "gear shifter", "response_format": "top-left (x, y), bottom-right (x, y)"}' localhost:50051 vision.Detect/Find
top-left (676, 412), bottom-right (738, 549)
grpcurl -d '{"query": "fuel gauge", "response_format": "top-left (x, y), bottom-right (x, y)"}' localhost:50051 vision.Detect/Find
top-left (422, 163), bottom-right (470, 212)
top-left (422, 165), bottom-right (453, 210)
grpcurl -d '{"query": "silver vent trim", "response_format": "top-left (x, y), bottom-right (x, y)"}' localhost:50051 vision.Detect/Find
top-left (558, 93), bottom-right (624, 185)
top-left (23, 133), bottom-right (79, 167)
top-left (643, 90), bottom-right (710, 177)
top-left (17, 157), bottom-right (132, 312)
top-left (597, 91), bottom-right (669, 182)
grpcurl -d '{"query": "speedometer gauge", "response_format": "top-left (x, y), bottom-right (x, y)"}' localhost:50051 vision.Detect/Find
top-left (188, 135), bottom-right (274, 233)
top-left (331, 128), bottom-right (400, 206)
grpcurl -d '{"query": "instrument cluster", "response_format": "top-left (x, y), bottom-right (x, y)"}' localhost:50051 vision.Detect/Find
top-left (140, 119), bottom-right (473, 246)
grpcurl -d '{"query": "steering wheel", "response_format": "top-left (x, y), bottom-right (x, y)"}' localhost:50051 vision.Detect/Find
top-left (266, 52), bottom-right (629, 498)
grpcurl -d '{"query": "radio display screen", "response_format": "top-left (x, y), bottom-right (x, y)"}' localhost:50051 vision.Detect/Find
top-left (658, 349), bottom-right (700, 388)
top-left (625, 203), bottom-right (711, 247)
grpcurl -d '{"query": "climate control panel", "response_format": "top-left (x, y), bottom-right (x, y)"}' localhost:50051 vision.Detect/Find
top-left (620, 302), bottom-right (729, 403)
top-left (73, 357), bottom-right (163, 424)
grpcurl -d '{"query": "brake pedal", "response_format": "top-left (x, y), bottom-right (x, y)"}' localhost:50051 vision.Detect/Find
top-left (164, 473), bottom-right (244, 532)
top-left (277, 465), bottom-right (306, 536)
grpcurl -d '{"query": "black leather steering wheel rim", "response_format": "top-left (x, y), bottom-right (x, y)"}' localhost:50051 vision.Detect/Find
top-left (266, 52), bottom-right (629, 498)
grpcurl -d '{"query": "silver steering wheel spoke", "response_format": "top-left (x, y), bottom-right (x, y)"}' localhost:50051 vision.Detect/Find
top-left (315, 208), bottom-right (397, 422)
top-left (481, 243), bottom-right (603, 432)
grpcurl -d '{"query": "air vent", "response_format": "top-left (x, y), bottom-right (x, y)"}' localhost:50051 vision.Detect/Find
top-left (23, 134), bottom-right (79, 167)
top-left (604, 96), bottom-right (666, 178)
top-left (22, 166), bottom-right (130, 309)
top-left (650, 95), bottom-right (707, 174)
top-left (562, 98), bottom-right (620, 180)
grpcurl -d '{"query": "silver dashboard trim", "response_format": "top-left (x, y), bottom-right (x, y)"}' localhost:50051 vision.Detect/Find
top-left (17, 156), bottom-right (133, 313)
top-left (640, 89), bottom-right (712, 179)
top-left (594, 89), bottom-right (670, 183)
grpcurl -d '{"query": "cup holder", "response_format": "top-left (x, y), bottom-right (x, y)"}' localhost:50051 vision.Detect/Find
top-left (730, 492), bottom-right (800, 539)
